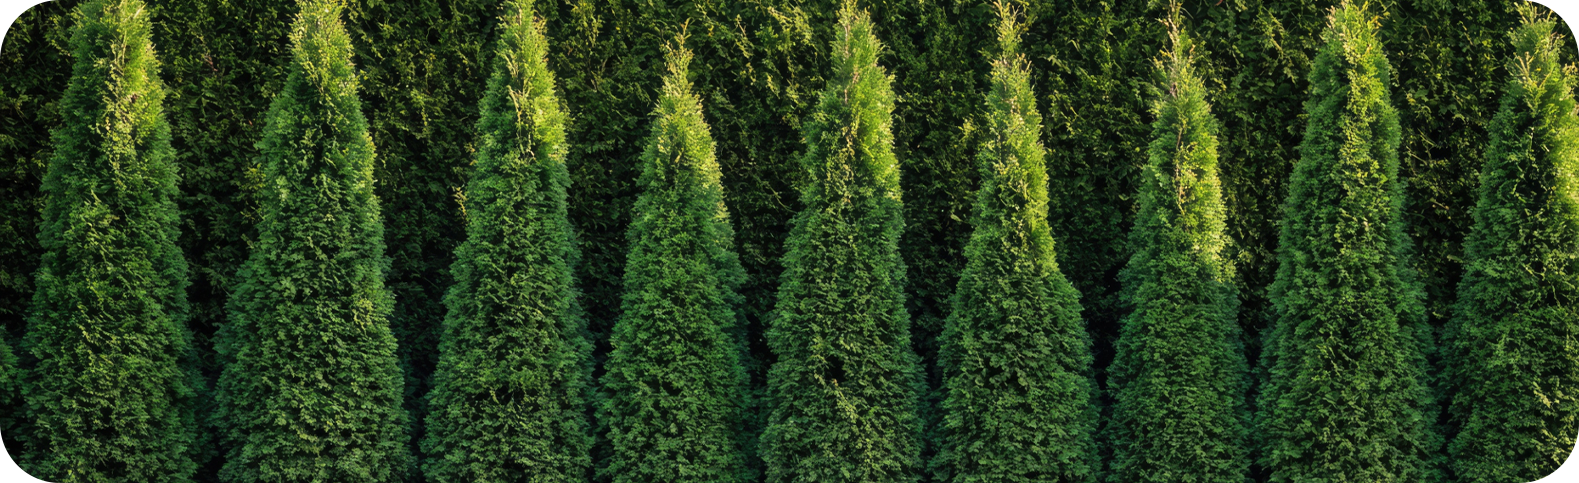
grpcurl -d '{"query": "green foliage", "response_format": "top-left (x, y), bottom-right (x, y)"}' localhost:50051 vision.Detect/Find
top-left (1018, 0), bottom-right (1163, 393)
top-left (1254, 3), bottom-right (1438, 481)
top-left (0, 0), bottom-right (77, 342)
top-left (341, 1), bottom-right (500, 468)
top-left (1443, 9), bottom-right (1579, 482)
top-left (20, 0), bottom-right (197, 479)
top-left (0, 334), bottom-right (16, 479)
top-left (211, 0), bottom-right (410, 480)
top-left (931, 6), bottom-right (1096, 482)
top-left (0, 0), bottom-right (79, 457)
top-left (419, 1), bottom-right (591, 480)
top-left (597, 40), bottom-right (752, 483)
top-left (1105, 15), bottom-right (1246, 483)
top-left (760, 3), bottom-right (921, 481)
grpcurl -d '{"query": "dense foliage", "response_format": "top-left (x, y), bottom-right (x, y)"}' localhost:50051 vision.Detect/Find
top-left (1444, 9), bottom-right (1579, 482)
top-left (17, 0), bottom-right (197, 480)
top-left (1105, 15), bottom-right (1247, 483)
top-left (210, 0), bottom-right (410, 480)
top-left (760, 3), bottom-right (923, 481)
top-left (931, 6), bottom-right (1096, 482)
top-left (1255, 3), bottom-right (1439, 481)
top-left (4, 0), bottom-right (1579, 480)
top-left (418, 1), bottom-right (591, 481)
top-left (597, 39), bottom-right (752, 483)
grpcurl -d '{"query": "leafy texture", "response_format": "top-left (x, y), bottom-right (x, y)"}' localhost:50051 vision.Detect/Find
top-left (211, 0), bottom-right (410, 480)
top-left (597, 39), bottom-right (752, 483)
top-left (341, 2), bottom-right (501, 469)
top-left (1254, 3), bottom-right (1438, 481)
top-left (419, 1), bottom-right (591, 480)
top-left (0, 336), bottom-right (16, 479)
top-left (19, 0), bottom-right (197, 480)
top-left (1105, 15), bottom-right (1247, 483)
top-left (1443, 9), bottom-right (1579, 482)
top-left (931, 5), bottom-right (1096, 482)
top-left (760, 3), bottom-right (922, 481)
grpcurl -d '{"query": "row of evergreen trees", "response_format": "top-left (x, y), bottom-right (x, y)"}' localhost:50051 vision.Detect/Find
top-left (1, 0), bottom-right (1577, 482)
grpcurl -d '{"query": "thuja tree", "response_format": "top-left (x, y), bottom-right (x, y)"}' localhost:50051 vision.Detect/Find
top-left (930, 5), bottom-right (1096, 482)
top-left (760, 3), bottom-right (922, 481)
top-left (211, 0), bottom-right (410, 480)
top-left (1255, 3), bottom-right (1437, 481)
top-left (420, 0), bottom-right (591, 480)
top-left (1105, 15), bottom-right (1246, 483)
top-left (19, 0), bottom-right (197, 479)
top-left (1443, 10), bottom-right (1579, 482)
top-left (597, 40), bottom-right (751, 483)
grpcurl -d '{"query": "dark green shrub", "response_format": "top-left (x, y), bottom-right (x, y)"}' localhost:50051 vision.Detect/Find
top-left (0, 0), bottom-right (77, 344)
top-left (1105, 14), bottom-right (1246, 483)
top-left (931, 5), bottom-right (1096, 482)
top-left (0, 334), bottom-right (16, 479)
top-left (1254, 3), bottom-right (1438, 481)
top-left (597, 39), bottom-right (752, 483)
top-left (760, 3), bottom-right (922, 481)
top-left (419, 1), bottom-right (591, 480)
top-left (211, 0), bottom-right (410, 480)
top-left (1443, 8), bottom-right (1579, 482)
top-left (20, 0), bottom-right (197, 479)
top-left (341, 2), bottom-right (501, 466)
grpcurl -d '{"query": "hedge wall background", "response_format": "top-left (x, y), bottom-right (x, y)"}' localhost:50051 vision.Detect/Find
top-left (2, 0), bottom-right (1577, 481)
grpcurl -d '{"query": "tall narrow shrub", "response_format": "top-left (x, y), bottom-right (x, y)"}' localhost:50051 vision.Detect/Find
top-left (211, 0), bottom-right (410, 480)
top-left (20, 0), bottom-right (197, 479)
top-left (931, 5), bottom-right (1096, 482)
top-left (1106, 13), bottom-right (1246, 482)
top-left (1255, 3), bottom-right (1437, 481)
top-left (1444, 8), bottom-right (1579, 482)
top-left (597, 39), bottom-right (751, 483)
top-left (419, 0), bottom-right (591, 480)
top-left (760, 2), bottom-right (922, 481)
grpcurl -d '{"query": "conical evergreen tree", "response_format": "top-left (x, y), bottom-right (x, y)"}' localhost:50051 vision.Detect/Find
top-left (419, 0), bottom-right (591, 480)
top-left (596, 37), bottom-right (752, 483)
top-left (930, 5), bottom-right (1096, 482)
top-left (760, 2), bottom-right (922, 481)
top-left (210, 0), bottom-right (410, 480)
top-left (1105, 11), bottom-right (1247, 482)
top-left (17, 0), bottom-right (198, 480)
top-left (1443, 7), bottom-right (1579, 482)
top-left (1255, 2), bottom-right (1437, 481)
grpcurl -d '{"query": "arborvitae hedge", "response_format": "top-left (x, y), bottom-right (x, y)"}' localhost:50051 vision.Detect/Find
top-left (1105, 16), bottom-right (1246, 483)
top-left (342, 1), bottom-right (499, 467)
top-left (1255, 3), bottom-right (1438, 481)
top-left (932, 5), bottom-right (1096, 482)
top-left (419, 1), bottom-right (591, 480)
top-left (760, 3), bottom-right (922, 481)
top-left (211, 0), bottom-right (410, 480)
top-left (1444, 9), bottom-right (1579, 481)
top-left (597, 39), bottom-right (751, 483)
top-left (20, 0), bottom-right (197, 479)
